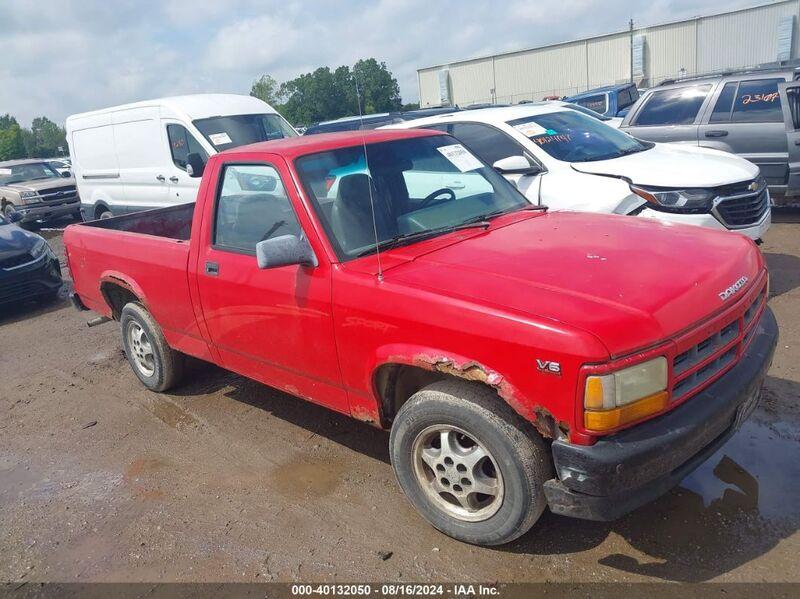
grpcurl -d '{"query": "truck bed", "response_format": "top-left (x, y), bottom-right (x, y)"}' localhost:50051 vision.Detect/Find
top-left (83, 203), bottom-right (194, 240)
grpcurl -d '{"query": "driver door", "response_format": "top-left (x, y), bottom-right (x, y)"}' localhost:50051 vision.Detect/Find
top-left (779, 81), bottom-right (800, 194)
top-left (195, 157), bottom-right (347, 413)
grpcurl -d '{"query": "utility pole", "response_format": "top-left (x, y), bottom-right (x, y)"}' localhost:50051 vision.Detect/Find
top-left (629, 18), bottom-right (634, 84)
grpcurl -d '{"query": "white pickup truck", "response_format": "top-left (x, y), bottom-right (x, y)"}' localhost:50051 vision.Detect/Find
top-left (389, 103), bottom-right (771, 241)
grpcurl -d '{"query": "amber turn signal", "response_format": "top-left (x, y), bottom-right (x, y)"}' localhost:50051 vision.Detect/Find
top-left (584, 390), bottom-right (669, 431)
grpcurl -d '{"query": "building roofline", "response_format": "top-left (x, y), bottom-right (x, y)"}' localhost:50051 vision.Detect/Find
top-left (417, 0), bottom-right (795, 72)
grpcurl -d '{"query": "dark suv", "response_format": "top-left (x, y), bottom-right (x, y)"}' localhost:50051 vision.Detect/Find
top-left (620, 65), bottom-right (800, 200)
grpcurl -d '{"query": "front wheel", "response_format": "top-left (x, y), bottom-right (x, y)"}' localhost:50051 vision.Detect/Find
top-left (390, 380), bottom-right (552, 546)
top-left (120, 302), bottom-right (184, 392)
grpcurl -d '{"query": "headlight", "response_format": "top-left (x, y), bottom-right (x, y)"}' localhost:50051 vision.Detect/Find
top-left (19, 190), bottom-right (38, 201)
top-left (630, 185), bottom-right (714, 213)
top-left (31, 239), bottom-right (48, 259)
top-left (584, 356), bottom-right (668, 431)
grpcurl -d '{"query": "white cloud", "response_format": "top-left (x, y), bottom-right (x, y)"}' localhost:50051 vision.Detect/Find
top-left (0, 0), bottom-right (749, 125)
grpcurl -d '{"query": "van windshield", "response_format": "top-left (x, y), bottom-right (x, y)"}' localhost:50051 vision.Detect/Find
top-left (508, 111), bottom-right (651, 163)
top-left (193, 113), bottom-right (297, 151)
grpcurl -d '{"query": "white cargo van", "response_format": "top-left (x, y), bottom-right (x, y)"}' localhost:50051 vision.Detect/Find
top-left (66, 94), bottom-right (297, 219)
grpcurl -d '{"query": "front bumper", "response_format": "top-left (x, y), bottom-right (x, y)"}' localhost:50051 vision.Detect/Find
top-left (638, 206), bottom-right (771, 241)
top-left (17, 200), bottom-right (81, 223)
top-left (0, 255), bottom-right (62, 304)
top-left (543, 306), bottom-right (778, 520)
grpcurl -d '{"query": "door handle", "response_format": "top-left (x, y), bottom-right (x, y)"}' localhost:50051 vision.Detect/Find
top-left (156, 174), bottom-right (166, 182)
top-left (704, 130), bottom-right (728, 138)
top-left (169, 176), bottom-right (179, 183)
top-left (448, 181), bottom-right (466, 189)
top-left (205, 261), bottom-right (219, 276)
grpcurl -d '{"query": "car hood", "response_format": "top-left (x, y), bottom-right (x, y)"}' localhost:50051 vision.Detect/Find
top-left (386, 212), bottom-right (763, 358)
top-left (0, 223), bottom-right (41, 261)
top-left (2, 177), bottom-right (76, 192)
top-left (570, 143), bottom-right (759, 188)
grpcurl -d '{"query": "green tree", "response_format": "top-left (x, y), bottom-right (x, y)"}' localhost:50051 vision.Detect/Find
top-left (0, 124), bottom-right (26, 160)
top-left (402, 102), bottom-right (420, 111)
top-left (29, 116), bottom-right (67, 157)
top-left (250, 74), bottom-right (282, 106)
top-left (0, 114), bottom-right (19, 130)
top-left (352, 58), bottom-right (402, 114)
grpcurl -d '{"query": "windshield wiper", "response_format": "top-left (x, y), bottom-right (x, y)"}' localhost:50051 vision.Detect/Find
top-left (353, 221), bottom-right (491, 258)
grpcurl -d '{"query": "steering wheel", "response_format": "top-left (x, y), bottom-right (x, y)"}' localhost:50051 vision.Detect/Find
top-left (419, 187), bottom-right (456, 209)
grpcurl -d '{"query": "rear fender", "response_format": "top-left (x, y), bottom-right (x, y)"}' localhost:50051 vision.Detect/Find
top-left (98, 271), bottom-right (149, 317)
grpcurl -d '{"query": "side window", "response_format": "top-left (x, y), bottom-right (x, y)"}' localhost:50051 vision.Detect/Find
top-left (730, 78), bottom-right (783, 123)
top-left (167, 124), bottom-right (207, 170)
top-left (617, 88), bottom-right (637, 110)
top-left (632, 85), bottom-right (711, 126)
top-left (576, 94), bottom-right (607, 114)
top-left (710, 82), bottom-right (737, 122)
top-left (448, 123), bottom-right (525, 166)
top-left (214, 164), bottom-right (302, 254)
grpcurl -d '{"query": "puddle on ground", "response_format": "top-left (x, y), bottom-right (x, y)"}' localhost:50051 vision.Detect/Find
top-left (678, 417), bottom-right (800, 523)
top-left (269, 458), bottom-right (346, 500)
top-left (144, 397), bottom-right (199, 430)
top-left (123, 456), bottom-right (168, 501)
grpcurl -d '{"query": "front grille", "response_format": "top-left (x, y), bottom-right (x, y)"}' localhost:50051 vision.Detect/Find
top-left (0, 279), bottom-right (47, 302)
top-left (37, 185), bottom-right (78, 204)
top-left (714, 188), bottom-right (769, 228)
top-left (0, 252), bottom-right (33, 270)
top-left (672, 281), bottom-right (767, 402)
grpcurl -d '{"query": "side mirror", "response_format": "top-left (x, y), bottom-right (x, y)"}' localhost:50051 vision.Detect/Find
top-left (7, 211), bottom-right (23, 224)
top-left (186, 153), bottom-right (206, 178)
top-left (256, 234), bottom-right (318, 269)
top-left (61, 170), bottom-right (71, 178)
top-left (492, 155), bottom-right (542, 176)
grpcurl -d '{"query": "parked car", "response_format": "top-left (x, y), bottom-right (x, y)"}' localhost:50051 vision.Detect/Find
top-left (65, 94), bottom-right (298, 220)
top-left (65, 128), bottom-right (777, 546)
top-left (0, 211), bottom-right (62, 305)
top-left (620, 64), bottom-right (800, 199)
top-left (389, 104), bottom-right (771, 240)
top-left (565, 83), bottom-right (639, 118)
top-left (304, 107), bottom-right (462, 136)
top-left (0, 159), bottom-right (81, 225)
top-left (549, 100), bottom-right (623, 127)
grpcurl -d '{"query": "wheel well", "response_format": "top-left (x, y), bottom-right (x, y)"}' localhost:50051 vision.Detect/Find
top-left (100, 281), bottom-right (139, 320)
top-left (95, 204), bottom-right (110, 218)
top-left (376, 363), bottom-right (486, 427)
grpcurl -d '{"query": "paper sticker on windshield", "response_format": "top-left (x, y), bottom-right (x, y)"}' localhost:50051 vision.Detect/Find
top-left (436, 144), bottom-right (483, 172)
top-left (209, 132), bottom-right (233, 146)
top-left (513, 122), bottom-right (548, 137)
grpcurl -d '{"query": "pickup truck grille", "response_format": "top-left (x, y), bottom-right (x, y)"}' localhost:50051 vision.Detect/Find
top-left (713, 183), bottom-right (769, 228)
top-left (672, 280), bottom-right (767, 402)
top-left (37, 185), bottom-right (78, 204)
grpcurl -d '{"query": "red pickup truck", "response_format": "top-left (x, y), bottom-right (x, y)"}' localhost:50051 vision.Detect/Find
top-left (64, 129), bottom-right (777, 545)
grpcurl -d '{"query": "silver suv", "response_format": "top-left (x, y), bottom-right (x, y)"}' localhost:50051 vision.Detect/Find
top-left (620, 64), bottom-right (800, 203)
top-left (0, 159), bottom-right (81, 225)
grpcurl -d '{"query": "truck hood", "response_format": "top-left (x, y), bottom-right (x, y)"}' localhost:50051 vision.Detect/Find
top-left (2, 177), bottom-right (76, 193)
top-left (570, 143), bottom-right (759, 188)
top-left (0, 223), bottom-right (41, 262)
top-left (387, 212), bottom-right (763, 358)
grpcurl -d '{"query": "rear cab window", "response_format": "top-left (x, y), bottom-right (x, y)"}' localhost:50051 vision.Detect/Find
top-left (632, 85), bottom-right (712, 126)
top-left (574, 94), bottom-right (608, 115)
top-left (710, 78), bottom-right (784, 123)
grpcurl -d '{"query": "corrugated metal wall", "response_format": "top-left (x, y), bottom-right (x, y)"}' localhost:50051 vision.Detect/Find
top-left (418, 0), bottom-right (800, 107)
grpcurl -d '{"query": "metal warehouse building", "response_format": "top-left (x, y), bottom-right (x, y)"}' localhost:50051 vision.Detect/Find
top-left (417, 0), bottom-right (800, 107)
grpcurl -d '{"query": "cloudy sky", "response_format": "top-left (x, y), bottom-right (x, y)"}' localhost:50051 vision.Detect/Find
top-left (1, 0), bottom-right (759, 125)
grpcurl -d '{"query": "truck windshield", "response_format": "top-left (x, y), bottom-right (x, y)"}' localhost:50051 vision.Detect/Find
top-left (193, 113), bottom-right (297, 151)
top-left (507, 111), bottom-right (651, 163)
top-left (0, 162), bottom-right (61, 185)
top-left (295, 135), bottom-right (530, 260)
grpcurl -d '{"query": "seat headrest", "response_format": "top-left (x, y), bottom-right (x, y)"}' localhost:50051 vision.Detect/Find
top-left (337, 174), bottom-right (379, 210)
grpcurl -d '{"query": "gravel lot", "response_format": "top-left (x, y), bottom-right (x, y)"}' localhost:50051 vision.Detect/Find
top-left (1, 216), bottom-right (799, 583)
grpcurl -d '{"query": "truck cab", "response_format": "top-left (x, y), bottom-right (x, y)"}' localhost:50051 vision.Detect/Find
top-left (565, 83), bottom-right (640, 118)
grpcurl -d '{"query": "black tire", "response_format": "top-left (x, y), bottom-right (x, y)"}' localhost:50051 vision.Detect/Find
top-left (98, 208), bottom-right (113, 220)
top-left (389, 380), bottom-right (552, 546)
top-left (120, 302), bottom-right (184, 392)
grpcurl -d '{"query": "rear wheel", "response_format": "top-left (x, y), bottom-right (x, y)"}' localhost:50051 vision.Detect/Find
top-left (390, 380), bottom-right (552, 546)
top-left (120, 302), bottom-right (184, 392)
top-left (97, 207), bottom-right (113, 220)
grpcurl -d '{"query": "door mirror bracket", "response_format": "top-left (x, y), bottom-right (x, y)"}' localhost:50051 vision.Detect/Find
top-left (492, 155), bottom-right (542, 176)
top-left (186, 153), bottom-right (206, 178)
top-left (256, 234), bottom-right (318, 269)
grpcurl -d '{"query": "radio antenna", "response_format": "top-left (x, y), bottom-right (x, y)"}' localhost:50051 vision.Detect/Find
top-left (354, 74), bottom-right (384, 281)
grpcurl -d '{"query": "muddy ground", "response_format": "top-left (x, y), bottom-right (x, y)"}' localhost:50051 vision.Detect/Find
top-left (1, 216), bottom-right (799, 584)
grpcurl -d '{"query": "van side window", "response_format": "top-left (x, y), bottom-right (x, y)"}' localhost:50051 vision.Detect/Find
top-left (167, 124), bottom-right (207, 171)
top-left (632, 85), bottom-right (711, 126)
top-left (710, 82), bottom-right (737, 122)
top-left (730, 79), bottom-right (783, 123)
top-left (214, 164), bottom-right (301, 254)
